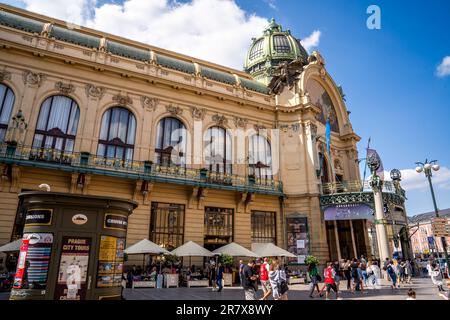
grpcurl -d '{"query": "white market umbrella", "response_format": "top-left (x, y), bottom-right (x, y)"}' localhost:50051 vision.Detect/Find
top-left (171, 241), bottom-right (214, 270)
top-left (251, 242), bottom-right (296, 258)
top-left (171, 241), bottom-right (214, 257)
top-left (0, 239), bottom-right (22, 253)
top-left (212, 242), bottom-right (258, 257)
top-left (124, 239), bottom-right (171, 270)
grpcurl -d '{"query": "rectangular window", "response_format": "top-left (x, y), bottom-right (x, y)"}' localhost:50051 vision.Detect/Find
top-left (204, 207), bottom-right (233, 245)
top-left (150, 202), bottom-right (184, 250)
top-left (251, 211), bottom-right (276, 244)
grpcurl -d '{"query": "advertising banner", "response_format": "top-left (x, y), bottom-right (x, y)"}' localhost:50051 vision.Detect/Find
top-left (104, 214), bottom-right (128, 231)
top-left (97, 236), bottom-right (125, 288)
top-left (54, 237), bottom-right (91, 300)
top-left (324, 203), bottom-right (374, 221)
top-left (13, 239), bottom-right (30, 289)
top-left (24, 209), bottom-right (53, 226)
top-left (286, 217), bottom-right (309, 265)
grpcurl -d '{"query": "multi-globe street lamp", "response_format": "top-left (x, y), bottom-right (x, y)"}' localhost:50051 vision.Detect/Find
top-left (415, 159), bottom-right (449, 274)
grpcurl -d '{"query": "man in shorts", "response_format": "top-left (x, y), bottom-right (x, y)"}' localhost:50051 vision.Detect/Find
top-left (324, 261), bottom-right (340, 300)
top-left (259, 258), bottom-right (272, 300)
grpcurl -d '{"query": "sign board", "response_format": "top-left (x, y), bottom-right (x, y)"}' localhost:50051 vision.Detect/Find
top-left (13, 239), bottom-right (30, 289)
top-left (324, 203), bottom-right (374, 221)
top-left (432, 218), bottom-right (450, 237)
top-left (104, 214), bottom-right (128, 231)
top-left (25, 209), bottom-right (53, 226)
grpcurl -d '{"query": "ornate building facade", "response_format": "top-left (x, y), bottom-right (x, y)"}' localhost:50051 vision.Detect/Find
top-left (0, 5), bottom-right (408, 268)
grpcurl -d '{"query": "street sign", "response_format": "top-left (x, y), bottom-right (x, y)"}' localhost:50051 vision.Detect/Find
top-left (432, 218), bottom-right (450, 237)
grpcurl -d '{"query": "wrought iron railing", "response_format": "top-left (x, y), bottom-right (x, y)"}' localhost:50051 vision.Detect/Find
top-left (0, 143), bottom-right (283, 194)
top-left (321, 180), bottom-right (404, 196)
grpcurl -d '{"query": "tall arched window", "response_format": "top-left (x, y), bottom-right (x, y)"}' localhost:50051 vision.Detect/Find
top-left (32, 95), bottom-right (80, 154)
top-left (155, 117), bottom-right (187, 166)
top-left (319, 152), bottom-right (330, 184)
top-left (249, 134), bottom-right (272, 180)
top-left (0, 84), bottom-right (15, 141)
top-left (97, 107), bottom-right (136, 161)
top-left (204, 126), bottom-right (232, 174)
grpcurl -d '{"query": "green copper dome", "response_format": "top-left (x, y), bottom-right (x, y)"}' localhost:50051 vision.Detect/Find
top-left (244, 18), bottom-right (308, 85)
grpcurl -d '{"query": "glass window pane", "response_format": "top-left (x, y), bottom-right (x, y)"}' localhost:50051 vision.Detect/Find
top-left (126, 114), bottom-right (136, 145)
top-left (106, 145), bottom-right (115, 158)
top-left (125, 148), bottom-right (133, 161)
top-left (99, 109), bottom-right (111, 141)
top-left (108, 108), bottom-right (120, 141)
top-left (44, 136), bottom-right (53, 149)
top-left (54, 138), bottom-right (64, 150)
top-left (47, 96), bottom-right (72, 133)
top-left (117, 109), bottom-right (128, 143)
top-left (36, 98), bottom-right (51, 130)
top-left (65, 139), bottom-right (74, 153)
top-left (0, 86), bottom-right (15, 125)
top-left (97, 143), bottom-right (105, 157)
top-left (67, 103), bottom-right (80, 135)
top-left (115, 146), bottom-right (124, 160)
top-left (32, 134), bottom-right (44, 148)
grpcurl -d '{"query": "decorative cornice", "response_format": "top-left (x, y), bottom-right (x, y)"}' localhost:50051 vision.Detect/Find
top-left (212, 113), bottom-right (228, 126)
top-left (191, 106), bottom-right (206, 120)
top-left (55, 81), bottom-right (75, 95)
top-left (113, 93), bottom-right (133, 106)
top-left (233, 116), bottom-right (248, 129)
top-left (85, 84), bottom-right (105, 99)
top-left (0, 70), bottom-right (12, 82)
top-left (166, 104), bottom-right (183, 115)
top-left (279, 123), bottom-right (300, 133)
top-left (22, 70), bottom-right (45, 87)
top-left (141, 96), bottom-right (159, 111)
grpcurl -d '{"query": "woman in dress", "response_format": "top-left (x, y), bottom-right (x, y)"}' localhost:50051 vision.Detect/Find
top-left (430, 263), bottom-right (445, 292)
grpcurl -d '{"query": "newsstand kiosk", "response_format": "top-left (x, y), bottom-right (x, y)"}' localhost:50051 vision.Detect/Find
top-left (9, 191), bottom-right (137, 300)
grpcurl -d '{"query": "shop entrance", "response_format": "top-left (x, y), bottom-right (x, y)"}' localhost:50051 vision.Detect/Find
top-left (326, 220), bottom-right (370, 261)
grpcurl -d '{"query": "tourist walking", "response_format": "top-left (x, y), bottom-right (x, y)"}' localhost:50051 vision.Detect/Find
top-left (209, 258), bottom-right (217, 291)
top-left (269, 260), bottom-right (288, 300)
top-left (350, 258), bottom-right (360, 293)
top-left (259, 258), bottom-right (272, 300)
top-left (241, 260), bottom-right (258, 300)
top-left (323, 261), bottom-right (340, 300)
top-left (239, 259), bottom-right (244, 285)
top-left (430, 263), bottom-right (445, 292)
top-left (308, 262), bottom-right (321, 298)
top-left (216, 263), bottom-right (224, 292)
top-left (386, 260), bottom-right (398, 289)
top-left (399, 260), bottom-right (406, 283)
top-left (368, 260), bottom-right (381, 289)
top-left (405, 260), bottom-right (412, 284)
top-left (333, 260), bottom-right (341, 292)
top-left (343, 259), bottom-right (352, 290)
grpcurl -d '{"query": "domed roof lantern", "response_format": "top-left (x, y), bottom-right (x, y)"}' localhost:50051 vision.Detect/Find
top-left (244, 19), bottom-right (309, 86)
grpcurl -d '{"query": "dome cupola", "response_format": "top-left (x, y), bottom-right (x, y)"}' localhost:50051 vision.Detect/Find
top-left (244, 18), bottom-right (308, 85)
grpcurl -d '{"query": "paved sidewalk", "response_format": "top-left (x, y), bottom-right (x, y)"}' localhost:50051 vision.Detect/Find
top-left (123, 277), bottom-right (445, 300)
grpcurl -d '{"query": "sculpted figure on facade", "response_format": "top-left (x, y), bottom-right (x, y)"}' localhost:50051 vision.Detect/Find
top-left (191, 106), bottom-right (206, 120)
top-left (55, 81), bottom-right (75, 95)
top-left (22, 70), bottom-right (46, 87)
top-left (85, 84), bottom-right (105, 99)
top-left (141, 96), bottom-right (159, 111)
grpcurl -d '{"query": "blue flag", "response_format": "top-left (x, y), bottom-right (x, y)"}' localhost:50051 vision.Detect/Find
top-left (325, 120), bottom-right (331, 154)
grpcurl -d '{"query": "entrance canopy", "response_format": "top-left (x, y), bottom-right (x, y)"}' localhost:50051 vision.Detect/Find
top-left (0, 239), bottom-right (22, 253)
top-left (251, 242), bottom-right (296, 258)
top-left (212, 242), bottom-right (258, 257)
top-left (170, 241), bottom-right (214, 257)
top-left (124, 239), bottom-right (171, 255)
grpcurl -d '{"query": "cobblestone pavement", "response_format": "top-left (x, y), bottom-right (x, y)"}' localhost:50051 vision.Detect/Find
top-left (123, 277), bottom-right (446, 301)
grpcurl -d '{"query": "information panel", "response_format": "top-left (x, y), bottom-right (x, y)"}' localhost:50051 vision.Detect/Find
top-left (96, 236), bottom-right (125, 288)
top-left (286, 217), bottom-right (309, 265)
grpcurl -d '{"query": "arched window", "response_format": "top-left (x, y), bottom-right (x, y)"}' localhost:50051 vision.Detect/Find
top-left (204, 126), bottom-right (232, 174)
top-left (32, 95), bottom-right (80, 154)
top-left (249, 134), bottom-right (272, 180)
top-left (0, 84), bottom-right (15, 141)
top-left (97, 107), bottom-right (136, 161)
top-left (155, 117), bottom-right (187, 166)
top-left (319, 152), bottom-right (330, 184)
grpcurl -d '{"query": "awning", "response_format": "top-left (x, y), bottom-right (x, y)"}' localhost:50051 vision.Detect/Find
top-left (251, 242), bottom-right (296, 258)
top-left (0, 239), bottom-right (22, 253)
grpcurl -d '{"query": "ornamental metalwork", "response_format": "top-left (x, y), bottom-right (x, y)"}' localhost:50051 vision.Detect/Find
top-left (191, 106), bottom-right (206, 120)
top-left (85, 84), bottom-right (105, 99)
top-left (141, 96), bottom-right (159, 111)
top-left (22, 70), bottom-right (45, 87)
top-left (55, 81), bottom-right (75, 95)
top-left (112, 93), bottom-right (133, 106)
top-left (319, 191), bottom-right (405, 209)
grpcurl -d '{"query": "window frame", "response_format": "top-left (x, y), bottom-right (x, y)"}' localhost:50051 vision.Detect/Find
top-left (150, 202), bottom-right (185, 251)
top-left (251, 211), bottom-right (277, 244)
top-left (0, 83), bottom-right (16, 141)
top-left (154, 117), bottom-right (187, 166)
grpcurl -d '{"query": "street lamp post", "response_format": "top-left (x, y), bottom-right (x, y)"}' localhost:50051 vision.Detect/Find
top-left (415, 159), bottom-right (449, 273)
top-left (367, 153), bottom-right (391, 262)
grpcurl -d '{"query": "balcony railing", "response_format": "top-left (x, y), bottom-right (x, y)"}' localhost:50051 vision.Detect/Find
top-left (321, 180), bottom-right (405, 197)
top-left (0, 143), bottom-right (283, 195)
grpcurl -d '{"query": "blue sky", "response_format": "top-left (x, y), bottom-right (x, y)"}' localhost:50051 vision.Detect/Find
top-left (2, 0), bottom-right (449, 216)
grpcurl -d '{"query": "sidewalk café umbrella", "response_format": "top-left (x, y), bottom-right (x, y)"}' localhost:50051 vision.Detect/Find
top-left (171, 241), bottom-right (214, 269)
top-left (0, 239), bottom-right (22, 253)
top-left (251, 242), bottom-right (297, 258)
top-left (171, 241), bottom-right (214, 257)
top-left (124, 239), bottom-right (171, 269)
top-left (212, 242), bottom-right (258, 257)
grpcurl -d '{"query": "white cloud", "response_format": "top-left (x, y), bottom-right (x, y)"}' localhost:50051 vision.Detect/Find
top-left (300, 30), bottom-right (321, 52)
top-left (436, 56), bottom-right (450, 77)
top-left (383, 166), bottom-right (450, 192)
top-left (14, 0), bottom-right (321, 70)
top-left (263, 0), bottom-right (277, 10)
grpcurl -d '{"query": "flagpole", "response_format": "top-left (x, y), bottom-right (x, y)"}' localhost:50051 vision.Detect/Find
top-left (362, 137), bottom-right (371, 191)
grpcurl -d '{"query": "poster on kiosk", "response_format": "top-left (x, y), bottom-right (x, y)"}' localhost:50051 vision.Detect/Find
top-left (13, 239), bottom-right (30, 289)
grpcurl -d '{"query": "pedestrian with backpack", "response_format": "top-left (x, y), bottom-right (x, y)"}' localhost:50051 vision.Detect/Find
top-left (324, 261), bottom-right (340, 300)
top-left (386, 260), bottom-right (398, 289)
top-left (269, 260), bottom-right (289, 300)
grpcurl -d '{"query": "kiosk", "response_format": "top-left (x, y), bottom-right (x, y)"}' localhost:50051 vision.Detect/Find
top-left (9, 191), bottom-right (137, 300)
